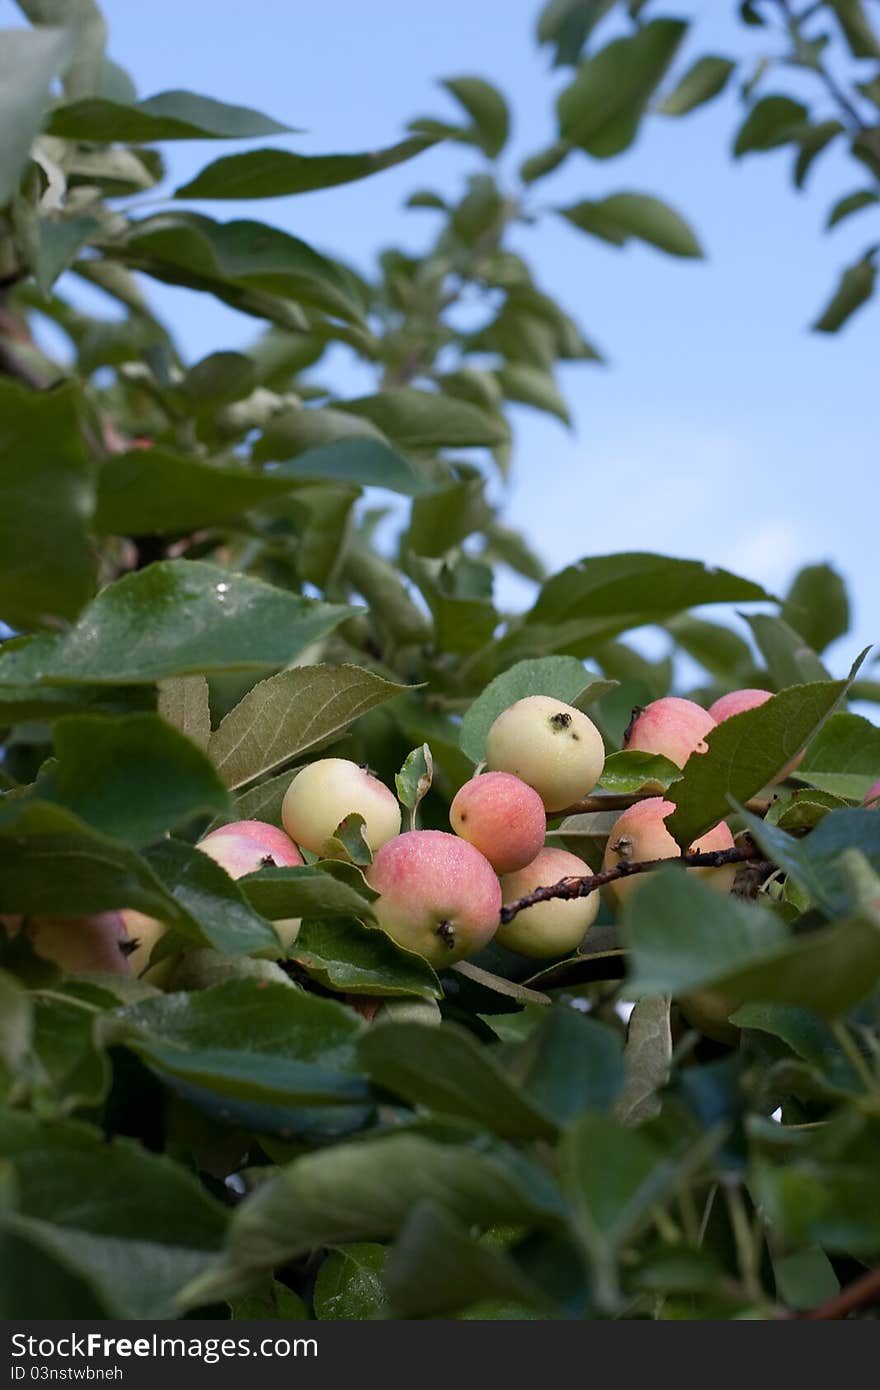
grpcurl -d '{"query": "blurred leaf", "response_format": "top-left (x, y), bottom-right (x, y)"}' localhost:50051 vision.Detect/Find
top-left (561, 193), bottom-right (703, 257)
top-left (358, 1022), bottom-right (558, 1140)
top-left (229, 1282), bottom-right (309, 1319)
top-left (0, 561), bottom-right (357, 685)
top-left (734, 95), bottom-right (808, 156)
top-left (741, 806), bottom-right (880, 918)
top-left (827, 0), bottom-right (880, 59)
top-left (113, 981), bottom-right (371, 1140)
top-left (772, 1248), bottom-right (839, 1311)
top-left (745, 613), bottom-right (830, 686)
top-left (557, 19), bottom-right (687, 157)
top-left (0, 380), bottom-right (96, 630)
top-left (0, 1109), bottom-right (226, 1318)
top-left (660, 55), bottom-right (735, 115)
top-left (665, 615), bottom-right (753, 681)
top-left (794, 120), bottom-right (845, 187)
top-left (175, 136), bottom-right (437, 200)
top-left (666, 666), bottom-right (861, 847)
top-left (185, 1127), bottom-right (565, 1304)
top-left (537, 0), bottom-right (616, 67)
top-left (496, 362), bottom-right (572, 423)
top-left (780, 563), bottom-right (850, 655)
top-left (0, 25), bottom-right (74, 206)
top-left (0, 970), bottom-right (32, 1077)
top-left (289, 918), bottom-right (441, 1000)
top-left (505, 1005), bottom-right (624, 1124)
top-left (813, 253), bottom-right (877, 333)
top-left (827, 189), bottom-right (880, 229)
top-left (338, 388), bottom-right (506, 449)
top-left (209, 664), bottom-right (410, 790)
top-left (257, 436), bottom-right (431, 497)
top-left (796, 712), bottom-right (880, 800)
top-left (46, 89), bottom-right (292, 141)
top-left (441, 77), bottom-right (509, 158)
top-left (35, 214), bottom-right (99, 294)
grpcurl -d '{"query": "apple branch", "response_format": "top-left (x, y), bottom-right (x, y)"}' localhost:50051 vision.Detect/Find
top-left (499, 843), bottom-right (771, 923)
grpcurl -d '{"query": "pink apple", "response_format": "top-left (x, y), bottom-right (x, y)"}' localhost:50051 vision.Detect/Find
top-left (449, 771), bottom-right (546, 874)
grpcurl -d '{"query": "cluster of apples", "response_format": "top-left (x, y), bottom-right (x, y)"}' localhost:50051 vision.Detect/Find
top-left (6, 685), bottom-right (877, 983)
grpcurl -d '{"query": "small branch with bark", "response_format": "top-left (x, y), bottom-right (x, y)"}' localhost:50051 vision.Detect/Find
top-left (499, 843), bottom-right (771, 923)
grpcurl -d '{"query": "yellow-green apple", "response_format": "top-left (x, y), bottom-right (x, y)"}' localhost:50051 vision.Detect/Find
top-left (497, 847), bottom-right (599, 958)
top-left (484, 695), bottom-right (605, 812)
top-left (282, 758), bottom-right (401, 855)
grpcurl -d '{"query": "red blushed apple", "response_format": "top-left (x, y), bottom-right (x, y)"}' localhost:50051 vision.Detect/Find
top-left (624, 697), bottom-right (716, 770)
top-left (863, 779), bottom-right (880, 808)
top-left (2, 912), bottom-right (132, 976)
top-left (497, 847), bottom-right (599, 959)
top-left (449, 771), bottom-right (546, 874)
top-left (367, 830), bottom-right (501, 968)
top-left (602, 797), bottom-right (736, 908)
top-left (708, 687), bottom-right (803, 781)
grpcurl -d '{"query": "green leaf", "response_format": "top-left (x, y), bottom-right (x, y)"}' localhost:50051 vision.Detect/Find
top-left (46, 89), bottom-right (293, 141)
top-left (772, 1248), bottom-right (839, 1311)
top-left (506, 553), bottom-right (769, 663)
top-left (408, 471), bottom-right (493, 556)
top-left (794, 120), bottom-right (845, 188)
top-left (395, 744), bottom-right (433, 830)
top-left (239, 864), bottom-right (377, 924)
top-left (142, 837), bottom-right (279, 956)
top-left (796, 713), bottom-right (880, 801)
top-left (35, 214), bottom-right (100, 294)
top-left (666, 615), bottom-right (753, 681)
top-left (358, 1022), bottom-right (558, 1140)
top-left (780, 563), bottom-right (850, 655)
top-left (157, 675), bottom-right (211, 751)
top-left (229, 1281), bottom-right (309, 1319)
top-left (338, 387), bottom-right (507, 450)
top-left (31, 713), bottom-right (231, 847)
top-left (174, 136), bottom-right (437, 200)
top-left (28, 983), bottom-right (112, 1115)
top-left (826, 189), bottom-right (880, 230)
top-left (623, 870), bottom-right (789, 1001)
top-left (313, 1243), bottom-right (387, 1319)
top-left (459, 655), bottom-right (604, 763)
top-left (731, 1002), bottom-right (863, 1093)
top-left (740, 807), bottom-right (880, 919)
top-left (734, 96), bottom-right (809, 156)
top-left (0, 800), bottom-right (275, 955)
top-left (625, 864), bottom-right (880, 1017)
top-left (660, 55), bottom-right (735, 116)
top-left (615, 997), bottom-right (671, 1125)
top-left (557, 19), bottom-right (688, 158)
top-left (598, 751), bottom-right (681, 794)
top-left (0, 561), bottom-right (356, 685)
top-left (0, 25), bottom-right (74, 206)
top-left (16, 0), bottom-right (108, 102)
top-left (504, 1005), bottom-right (624, 1124)
top-left (184, 1127), bottom-right (565, 1304)
top-left (537, 0), bottom-right (616, 67)
top-left (386, 1202), bottom-right (544, 1318)
top-left (255, 435), bottom-right (431, 497)
top-left (519, 141), bottom-right (571, 184)
top-left (0, 1109), bottom-right (226, 1318)
top-left (666, 668), bottom-right (861, 848)
top-left (441, 77), bottom-right (510, 158)
top-left (208, 664), bottom-right (410, 791)
top-left (753, 1116), bottom-right (880, 1256)
top-left (561, 193), bottom-right (703, 258)
top-left (0, 969), bottom-right (33, 1078)
top-left (288, 918), bottom-right (441, 1000)
top-left (745, 613), bottom-right (830, 686)
top-left (495, 362), bottom-right (572, 424)
top-left (813, 253), bottom-right (877, 333)
top-left (113, 980), bottom-right (370, 1137)
top-left (0, 380), bottom-right (97, 629)
top-left (115, 213), bottom-right (364, 324)
top-left (827, 0), bottom-right (880, 59)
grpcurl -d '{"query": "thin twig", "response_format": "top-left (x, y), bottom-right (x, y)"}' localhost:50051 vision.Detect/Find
top-left (556, 791), bottom-right (773, 818)
top-left (500, 845), bottom-right (771, 923)
top-left (803, 1266), bottom-right (880, 1320)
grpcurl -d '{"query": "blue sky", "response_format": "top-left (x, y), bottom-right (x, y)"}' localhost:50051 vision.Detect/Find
top-left (5, 0), bottom-right (877, 685)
